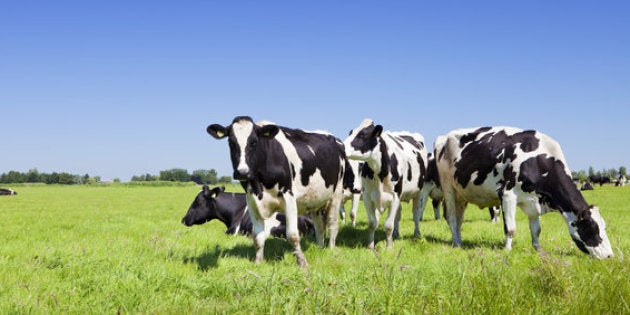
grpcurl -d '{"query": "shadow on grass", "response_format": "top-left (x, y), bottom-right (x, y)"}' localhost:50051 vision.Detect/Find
top-left (183, 237), bottom-right (315, 271)
top-left (424, 234), bottom-right (506, 250)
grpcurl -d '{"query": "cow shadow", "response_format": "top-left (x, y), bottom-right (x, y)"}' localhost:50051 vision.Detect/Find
top-left (423, 234), bottom-right (504, 250)
top-left (335, 223), bottom-right (389, 248)
top-left (182, 237), bottom-right (315, 271)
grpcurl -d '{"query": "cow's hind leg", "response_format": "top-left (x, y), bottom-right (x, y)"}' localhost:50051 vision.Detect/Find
top-left (326, 195), bottom-right (341, 249)
top-left (384, 196), bottom-right (402, 249)
top-left (443, 189), bottom-right (464, 247)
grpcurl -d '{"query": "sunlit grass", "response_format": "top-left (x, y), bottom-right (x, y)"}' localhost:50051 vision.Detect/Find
top-left (0, 184), bottom-right (628, 313)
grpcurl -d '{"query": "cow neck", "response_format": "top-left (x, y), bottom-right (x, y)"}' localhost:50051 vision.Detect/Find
top-left (216, 198), bottom-right (247, 234)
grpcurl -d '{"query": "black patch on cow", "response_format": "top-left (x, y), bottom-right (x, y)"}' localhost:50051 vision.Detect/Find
top-left (454, 129), bottom-right (541, 189)
top-left (400, 135), bottom-right (424, 151)
top-left (362, 163), bottom-right (375, 180)
top-left (389, 134), bottom-right (404, 150)
top-left (407, 162), bottom-right (412, 181)
top-left (573, 210), bottom-right (603, 248)
top-left (459, 127), bottom-right (491, 148)
top-left (426, 157), bottom-right (440, 187)
top-left (518, 155), bottom-right (589, 214)
top-left (394, 178), bottom-right (403, 196)
top-left (342, 159), bottom-right (356, 190)
top-left (416, 153), bottom-right (426, 190)
top-left (389, 154), bottom-right (400, 182)
top-left (350, 124), bottom-right (380, 154)
top-left (378, 141), bottom-right (391, 182)
top-left (283, 128), bottom-right (343, 190)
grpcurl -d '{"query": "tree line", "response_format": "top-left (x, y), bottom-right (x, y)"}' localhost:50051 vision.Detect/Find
top-left (571, 166), bottom-right (627, 183)
top-left (2, 166), bottom-right (626, 185)
top-left (0, 168), bottom-right (232, 185)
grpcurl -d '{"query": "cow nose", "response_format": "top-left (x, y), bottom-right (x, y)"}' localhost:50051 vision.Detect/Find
top-left (233, 169), bottom-right (249, 181)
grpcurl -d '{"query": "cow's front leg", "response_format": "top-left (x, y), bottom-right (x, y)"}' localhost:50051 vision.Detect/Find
top-left (520, 201), bottom-right (542, 251)
top-left (283, 194), bottom-right (308, 268)
top-left (364, 193), bottom-right (378, 250)
top-left (384, 195), bottom-right (401, 250)
top-left (326, 194), bottom-right (342, 248)
top-left (501, 191), bottom-right (518, 251)
top-left (250, 213), bottom-right (267, 264)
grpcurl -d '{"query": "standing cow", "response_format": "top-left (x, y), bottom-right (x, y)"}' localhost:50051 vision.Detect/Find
top-left (343, 119), bottom-right (430, 249)
top-left (207, 116), bottom-right (345, 267)
top-left (435, 126), bottom-right (613, 259)
top-left (339, 159), bottom-right (363, 227)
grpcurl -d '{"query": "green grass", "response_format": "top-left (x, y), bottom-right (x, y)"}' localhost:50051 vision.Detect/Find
top-left (1, 184), bottom-right (628, 314)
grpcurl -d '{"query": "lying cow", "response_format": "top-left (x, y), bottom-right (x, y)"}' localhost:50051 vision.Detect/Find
top-left (208, 116), bottom-right (345, 267)
top-left (0, 188), bottom-right (17, 195)
top-left (182, 185), bottom-right (314, 238)
top-left (344, 118), bottom-right (430, 249)
top-left (435, 126), bottom-right (613, 259)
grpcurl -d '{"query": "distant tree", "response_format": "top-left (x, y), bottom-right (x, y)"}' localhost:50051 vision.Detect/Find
top-left (620, 166), bottom-right (627, 177)
top-left (218, 176), bottom-right (233, 184)
top-left (58, 172), bottom-right (74, 184)
top-left (608, 168), bottom-right (618, 179)
top-left (588, 166), bottom-right (595, 177)
top-left (27, 169), bottom-right (40, 183)
top-left (191, 169), bottom-right (218, 185)
top-left (160, 168), bottom-right (190, 182)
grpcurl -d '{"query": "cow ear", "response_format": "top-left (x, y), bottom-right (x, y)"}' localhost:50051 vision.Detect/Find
top-left (202, 185), bottom-right (211, 197)
top-left (373, 125), bottom-right (383, 138)
top-left (210, 187), bottom-right (223, 198)
top-left (207, 124), bottom-right (228, 139)
top-left (261, 125), bottom-right (279, 138)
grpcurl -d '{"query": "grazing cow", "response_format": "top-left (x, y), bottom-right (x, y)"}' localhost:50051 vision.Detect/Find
top-left (339, 159), bottom-right (363, 227)
top-left (0, 188), bottom-right (17, 195)
top-left (182, 185), bottom-right (315, 238)
top-left (435, 126), bottom-right (613, 259)
top-left (589, 175), bottom-right (611, 186)
top-left (343, 118), bottom-right (429, 249)
top-left (615, 175), bottom-right (626, 187)
top-left (207, 116), bottom-right (345, 267)
top-left (580, 182), bottom-right (594, 191)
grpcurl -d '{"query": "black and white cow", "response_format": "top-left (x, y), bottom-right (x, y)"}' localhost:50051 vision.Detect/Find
top-left (182, 185), bottom-right (315, 238)
top-left (589, 175), bottom-right (611, 186)
top-left (339, 159), bottom-right (363, 227)
top-left (0, 188), bottom-right (17, 195)
top-left (435, 126), bottom-right (613, 259)
top-left (580, 182), bottom-right (595, 191)
top-left (207, 116), bottom-right (345, 267)
top-left (615, 175), bottom-right (626, 187)
top-left (344, 119), bottom-right (430, 249)
top-left (423, 154), bottom-right (500, 223)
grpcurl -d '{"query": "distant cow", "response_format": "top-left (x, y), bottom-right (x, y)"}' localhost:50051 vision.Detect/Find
top-left (339, 159), bottom-right (363, 227)
top-left (208, 116), bottom-right (345, 267)
top-left (580, 182), bottom-right (594, 191)
top-left (344, 119), bottom-right (430, 249)
top-left (0, 188), bottom-right (17, 195)
top-left (435, 126), bottom-right (613, 259)
top-left (182, 185), bottom-right (314, 238)
top-left (589, 175), bottom-right (611, 186)
top-left (616, 175), bottom-right (626, 187)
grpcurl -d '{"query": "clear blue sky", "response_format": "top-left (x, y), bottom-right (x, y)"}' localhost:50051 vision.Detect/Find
top-left (2, 1), bottom-right (629, 180)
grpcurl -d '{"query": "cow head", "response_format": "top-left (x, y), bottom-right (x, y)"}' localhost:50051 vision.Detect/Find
top-left (181, 185), bottom-right (224, 226)
top-left (344, 118), bottom-right (383, 163)
top-left (207, 116), bottom-right (279, 182)
top-left (565, 206), bottom-right (613, 259)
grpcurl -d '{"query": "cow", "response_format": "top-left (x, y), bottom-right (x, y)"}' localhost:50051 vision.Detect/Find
top-left (580, 182), bottom-right (594, 191)
top-left (615, 175), bottom-right (626, 187)
top-left (207, 116), bottom-right (345, 267)
top-left (343, 118), bottom-right (430, 250)
top-left (435, 126), bottom-right (613, 259)
top-left (182, 185), bottom-right (315, 238)
top-left (0, 188), bottom-right (17, 195)
top-left (339, 159), bottom-right (363, 227)
top-left (589, 175), bottom-right (611, 186)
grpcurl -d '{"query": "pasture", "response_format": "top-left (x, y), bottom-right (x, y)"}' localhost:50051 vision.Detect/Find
top-left (1, 183), bottom-right (628, 314)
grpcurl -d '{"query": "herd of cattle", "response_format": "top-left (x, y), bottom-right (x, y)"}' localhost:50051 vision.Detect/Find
top-left (181, 116), bottom-right (614, 267)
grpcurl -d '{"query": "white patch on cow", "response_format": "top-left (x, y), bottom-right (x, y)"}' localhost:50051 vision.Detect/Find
top-left (232, 120), bottom-right (254, 175)
top-left (307, 145), bottom-right (316, 156)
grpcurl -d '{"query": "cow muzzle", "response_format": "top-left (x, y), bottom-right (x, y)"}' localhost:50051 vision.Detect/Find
top-left (233, 169), bottom-right (250, 181)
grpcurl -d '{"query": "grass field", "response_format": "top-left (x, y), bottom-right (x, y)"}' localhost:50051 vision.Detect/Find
top-left (1, 183), bottom-right (628, 314)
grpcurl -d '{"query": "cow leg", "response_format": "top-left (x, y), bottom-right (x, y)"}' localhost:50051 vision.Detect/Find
top-left (393, 203), bottom-right (401, 240)
top-left (501, 191), bottom-right (518, 251)
top-left (326, 194), bottom-right (341, 249)
top-left (413, 188), bottom-right (430, 237)
top-left (350, 193), bottom-right (361, 228)
top-left (312, 212), bottom-right (326, 247)
top-left (338, 203), bottom-right (346, 224)
top-left (283, 195), bottom-right (308, 268)
top-left (364, 193), bottom-right (379, 250)
top-left (384, 195), bottom-right (401, 250)
top-left (432, 199), bottom-right (441, 220)
top-left (250, 213), bottom-right (268, 264)
top-left (520, 201), bottom-right (542, 251)
top-left (443, 189), bottom-right (464, 247)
